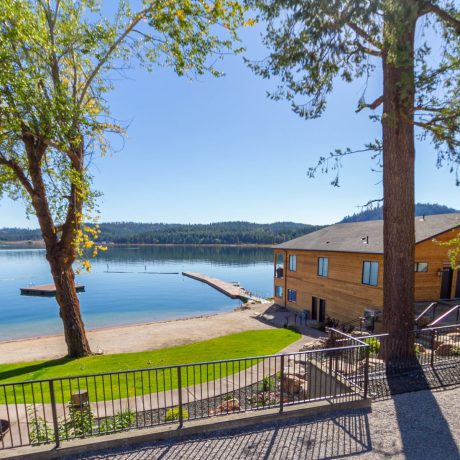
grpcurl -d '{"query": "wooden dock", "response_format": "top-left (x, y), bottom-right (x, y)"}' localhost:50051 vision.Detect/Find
top-left (20, 284), bottom-right (85, 297)
top-left (182, 272), bottom-right (251, 301)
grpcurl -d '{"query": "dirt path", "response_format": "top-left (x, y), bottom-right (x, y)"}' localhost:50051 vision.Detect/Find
top-left (0, 303), bottom-right (298, 364)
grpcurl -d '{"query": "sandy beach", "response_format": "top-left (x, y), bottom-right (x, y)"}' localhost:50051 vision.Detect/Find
top-left (0, 303), bottom-right (285, 364)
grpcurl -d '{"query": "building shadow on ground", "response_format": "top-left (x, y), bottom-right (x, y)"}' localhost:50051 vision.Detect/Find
top-left (72, 409), bottom-right (372, 460)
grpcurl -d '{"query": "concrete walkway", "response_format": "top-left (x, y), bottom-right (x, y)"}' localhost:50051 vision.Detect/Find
top-left (68, 386), bottom-right (460, 459)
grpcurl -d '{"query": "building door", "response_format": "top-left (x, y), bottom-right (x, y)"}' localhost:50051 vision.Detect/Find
top-left (319, 299), bottom-right (326, 323)
top-left (440, 267), bottom-right (453, 299)
top-left (311, 297), bottom-right (318, 321)
top-left (455, 271), bottom-right (460, 299)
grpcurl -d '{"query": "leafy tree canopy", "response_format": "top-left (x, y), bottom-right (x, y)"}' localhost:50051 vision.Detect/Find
top-left (247, 0), bottom-right (460, 185)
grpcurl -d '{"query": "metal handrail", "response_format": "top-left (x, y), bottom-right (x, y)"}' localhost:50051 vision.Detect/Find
top-left (415, 302), bottom-right (438, 323)
top-left (428, 304), bottom-right (460, 327)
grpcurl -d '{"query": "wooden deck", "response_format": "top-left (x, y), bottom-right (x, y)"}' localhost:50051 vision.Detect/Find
top-left (20, 284), bottom-right (85, 297)
top-left (182, 272), bottom-right (251, 301)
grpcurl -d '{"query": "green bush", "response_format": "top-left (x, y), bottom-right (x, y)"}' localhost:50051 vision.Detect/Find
top-left (28, 403), bottom-right (136, 445)
top-left (98, 410), bottom-right (135, 432)
top-left (451, 346), bottom-right (460, 357)
top-left (286, 324), bottom-right (300, 333)
top-left (259, 376), bottom-right (276, 392)
top-left (363, 337), bottom-right (380, 355)
top-left (27, 407), bottom-right (55, 445)
top-left (165, 407), bottom-right (188, 422)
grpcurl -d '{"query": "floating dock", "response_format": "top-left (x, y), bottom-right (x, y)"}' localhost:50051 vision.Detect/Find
top-left (182, 272), bottom-right (252, 301)
top-left (20, 284), bottom-right (85, 297)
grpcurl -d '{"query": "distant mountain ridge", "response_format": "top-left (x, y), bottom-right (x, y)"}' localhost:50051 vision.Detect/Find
top-left (2, 203), bottom-right (457, 244)
top-left (339, 203), bottom-right (459, 224)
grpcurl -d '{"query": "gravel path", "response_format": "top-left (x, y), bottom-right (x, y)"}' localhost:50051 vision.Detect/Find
top-left (68, 386), bottom-right (460, 460)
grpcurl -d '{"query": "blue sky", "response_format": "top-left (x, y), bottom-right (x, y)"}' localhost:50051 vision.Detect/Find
top-left (1, 22), bottom-right (459, 228)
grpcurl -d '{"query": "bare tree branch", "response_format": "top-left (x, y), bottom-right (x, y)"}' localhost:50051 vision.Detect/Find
top-left (347, 22), bottom-right (383, 51)
top-left (420, 1), bottom-right (460, 31)
top-left (356, 95), bottom-right (384, 112)
top-left (0, 154), bottom-right (35, 195)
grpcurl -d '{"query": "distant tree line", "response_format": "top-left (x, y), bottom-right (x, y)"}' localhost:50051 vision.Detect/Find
top-left (340, 203), bottom-right (459, 224)
top-left (0, 221), bottom-right (322, 245)
top-left (3, 203), bottom-right (457, 244)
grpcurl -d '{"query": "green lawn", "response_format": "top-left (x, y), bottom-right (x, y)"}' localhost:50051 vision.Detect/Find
top-left (0, 329), bottom-right (300, 403)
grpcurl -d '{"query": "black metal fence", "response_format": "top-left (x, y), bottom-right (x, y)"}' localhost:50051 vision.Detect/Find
top-left (335, 324), bottom-right (460, 399)
top-left (0, 334), bottom-right (369, 450)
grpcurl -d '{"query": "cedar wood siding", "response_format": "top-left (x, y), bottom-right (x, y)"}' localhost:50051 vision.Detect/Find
top-left (273, 227), bottom-right (459, 323)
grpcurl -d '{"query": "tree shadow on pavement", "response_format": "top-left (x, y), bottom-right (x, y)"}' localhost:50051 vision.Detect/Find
top-left (70, 408), bottom-right (372, 460)
top-left (387, 364), bottom-right (460, 460)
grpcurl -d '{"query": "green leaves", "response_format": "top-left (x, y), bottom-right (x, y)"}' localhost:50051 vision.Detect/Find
top-left (0, 0), bottom-right (247, 253)
top-left (247, 0), bottom-right (460, 185)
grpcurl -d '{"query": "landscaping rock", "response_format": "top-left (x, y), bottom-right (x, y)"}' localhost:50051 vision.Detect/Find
top-left (213, 398), bottom-right (240, 414)
top-left (247, 391), bottom-right (280, 406)
top-left (435, 343), bottom-right (455, 356)
top-left (350, 331), bottom-right (371, 338)
top-left (282, 375), bottom-right (306, 396)
top-left (299, 338), bottom-right (329, 352)
top-left (299, 382), bottom-right (309, 399)
top-left (283, 365), bottom-right (307, 380)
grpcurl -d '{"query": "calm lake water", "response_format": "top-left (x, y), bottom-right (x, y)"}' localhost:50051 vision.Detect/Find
top-left (0, 246), bottom-right (274, 341)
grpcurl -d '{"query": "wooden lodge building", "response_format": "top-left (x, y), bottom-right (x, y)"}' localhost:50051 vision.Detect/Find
top-left (273, 213), bottom-right (460, 326)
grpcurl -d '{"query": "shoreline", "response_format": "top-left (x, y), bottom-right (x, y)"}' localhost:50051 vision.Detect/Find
top-left (0, 303), bottom-right (281, 364)
top-left (0, 310), bottom-right (237, 345)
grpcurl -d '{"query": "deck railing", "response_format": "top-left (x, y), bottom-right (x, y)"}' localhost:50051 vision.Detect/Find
top-left (0, 333), bottom-right (369, 450)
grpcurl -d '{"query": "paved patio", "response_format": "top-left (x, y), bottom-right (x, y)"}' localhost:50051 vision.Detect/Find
top-left (68, 386), bottom-right (460, 459)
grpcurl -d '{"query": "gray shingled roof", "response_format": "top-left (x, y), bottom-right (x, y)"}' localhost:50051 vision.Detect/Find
top-left (276, 213), bottom-right (460, 254)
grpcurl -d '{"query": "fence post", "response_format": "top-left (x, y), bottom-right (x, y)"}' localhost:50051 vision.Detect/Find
top-left (279, 355), bottom-right (285, 413)
top-left (177, 366), bottom-right (184, 428)
top-left (48, 380), bottom-right (60, 448)
top-left (363, 344), bottom-right (370, 400)
top-left (430, 330), bottom-right (436, 368)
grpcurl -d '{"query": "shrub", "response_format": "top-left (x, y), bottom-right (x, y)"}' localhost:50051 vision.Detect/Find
top-left (27, 407), bottom-right (55, 445)
top-left (259, 376), bottom-right (276, 392)
top-left (451, 346), bottom-right (460, 357)
top-left (60, 403), bottom-right (95, 438)
top-left (286, 324), bottom-right (300, 333)
top-left (364, 337), bottom-right (380, 355)
top-left (165, 407), bottom-right (188, 422)
top-left (98, 410), bottom-right (136, 432)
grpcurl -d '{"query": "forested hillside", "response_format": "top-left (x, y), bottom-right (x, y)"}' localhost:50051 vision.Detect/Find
top-left (0, 222), bottom-right (322, 245)
top-left (3, 202), bottom-right (457, 244)
top-left (340, 203), bottom-right (458, 223)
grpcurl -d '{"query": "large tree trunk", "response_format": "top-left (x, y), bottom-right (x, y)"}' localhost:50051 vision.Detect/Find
top-left (48, 252), bottom-right (92, 358)
top-left (23, 134), bottom-right (92, 358)
top-left (381, 1), bottom-right (418, 365)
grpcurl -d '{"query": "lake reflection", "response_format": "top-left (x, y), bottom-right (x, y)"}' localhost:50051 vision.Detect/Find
top-left (0, 246), bottom-right (274, 341)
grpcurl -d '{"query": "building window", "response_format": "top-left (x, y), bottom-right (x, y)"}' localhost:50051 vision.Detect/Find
top-left (289, 255), bottom-right (297, 272)
top-left (362, 261), bottom-right (379, 286)
top-left (287, 289), bottom-right (297, 302)
top-left (275, 286), bottom-right (283, 298)
top-left (415, 262), bottom-right (428, 272)
top-left (275, 253), bottom-right (284, 278)
top-left (317, 257), bottom-right (328, 277)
